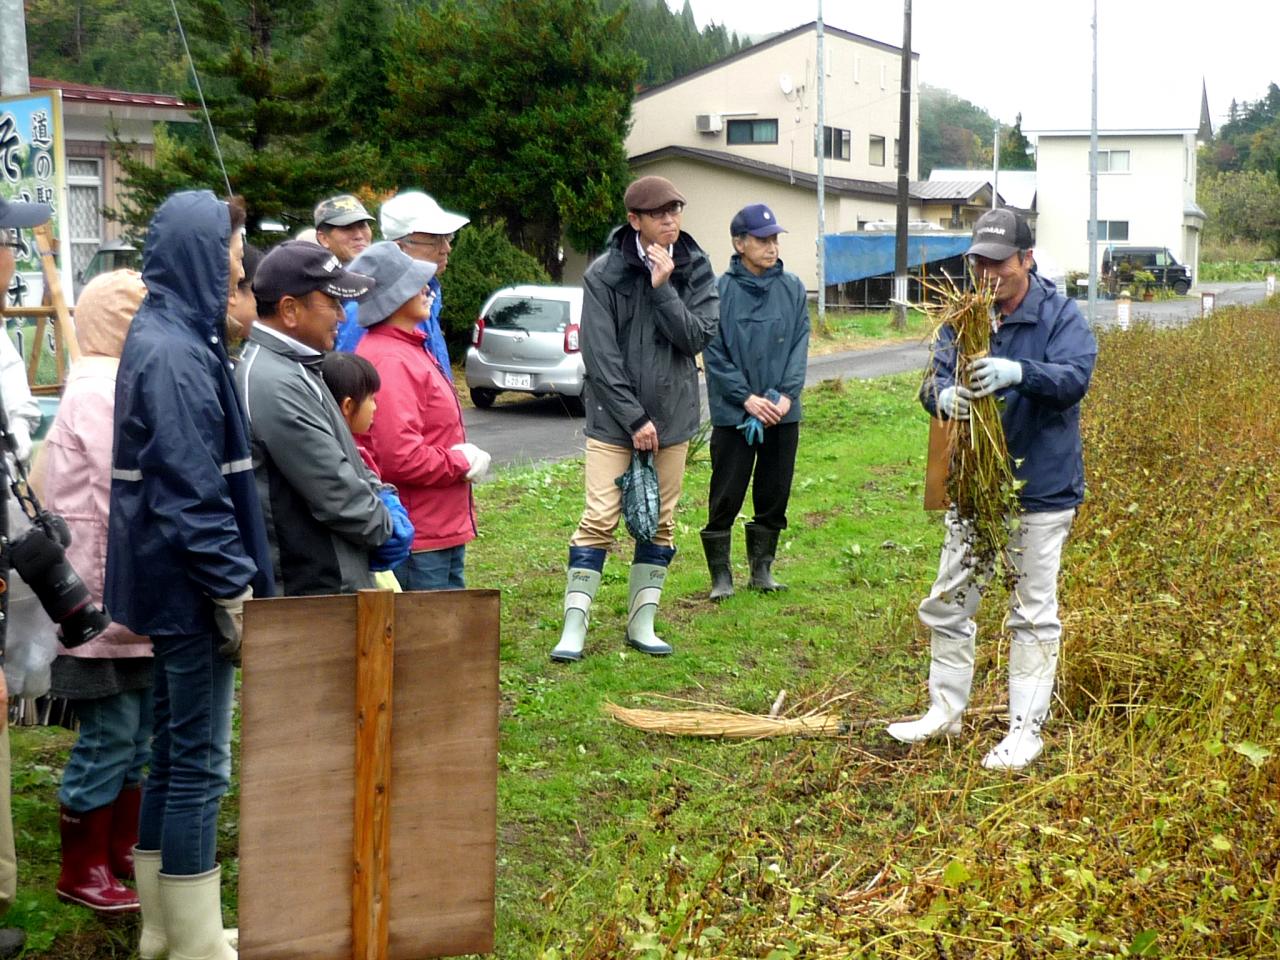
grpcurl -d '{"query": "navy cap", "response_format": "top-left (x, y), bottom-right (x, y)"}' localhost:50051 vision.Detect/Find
top-left (253, 241), bottom-right (375, 303)
top-left (730, 203), bottom-right (785, 238)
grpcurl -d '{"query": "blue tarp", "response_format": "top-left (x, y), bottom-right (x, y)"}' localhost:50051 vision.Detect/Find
top-left (824, 233), bottom-right (971, 285)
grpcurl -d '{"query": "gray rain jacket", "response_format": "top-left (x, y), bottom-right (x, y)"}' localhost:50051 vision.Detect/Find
top-left (236, 325), bottom-right (391, 596)
top-left (581, 225), bottom-right (719, 447)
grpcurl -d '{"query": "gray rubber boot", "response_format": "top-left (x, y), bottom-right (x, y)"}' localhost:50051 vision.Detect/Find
top-left (157, 865), bottom-right (237, 960)
top-left (699, 529), bottom-right (735, 601)
top-left (550, 569), bottom-right (602, 662)
top-left (982, 640), bottom-right (1059, 770)
top-left (745, 522), bottom-right (786, 591)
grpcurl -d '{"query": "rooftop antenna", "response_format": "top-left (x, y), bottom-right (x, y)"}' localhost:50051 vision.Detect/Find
top-left (169, 0), bottom-right (233, 198)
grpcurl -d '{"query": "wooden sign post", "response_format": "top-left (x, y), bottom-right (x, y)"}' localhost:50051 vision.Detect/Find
top-left (239, 589), bottom-right (499, 960)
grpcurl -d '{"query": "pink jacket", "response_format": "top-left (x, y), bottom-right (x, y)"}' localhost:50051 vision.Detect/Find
top-left (37, 357), bottom-right (151, 658)
top-left (355, 323), bottom-right (475, 551)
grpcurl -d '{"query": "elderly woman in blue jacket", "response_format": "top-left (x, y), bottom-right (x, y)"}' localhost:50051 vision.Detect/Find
top-left (887, 208), bottom-right (1097, 771)
top-left (701, 204), bottom-right (810, 600)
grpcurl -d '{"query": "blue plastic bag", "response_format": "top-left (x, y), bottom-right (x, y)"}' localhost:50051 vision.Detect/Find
top-left (615, 451), bottom-right (661, 544)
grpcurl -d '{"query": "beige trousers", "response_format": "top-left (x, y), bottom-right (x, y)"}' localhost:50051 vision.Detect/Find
top-left (571, 438), bottom-right (689, 549)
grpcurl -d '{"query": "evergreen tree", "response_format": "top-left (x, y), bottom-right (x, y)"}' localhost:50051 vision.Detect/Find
top-left (999, 113), bottom-right (1035, 171)
top-left (26, 0), bottom-right (187, 92)
top-left (385, 0), bottom-right (640, 278)
top-left (109, 0), bottom-right (382, 238)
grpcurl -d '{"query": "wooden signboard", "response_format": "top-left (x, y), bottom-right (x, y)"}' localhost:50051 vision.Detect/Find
top-left (239, 589), bottom-right (500, 960)
top-left (924, 416), bottom-right (950, 511)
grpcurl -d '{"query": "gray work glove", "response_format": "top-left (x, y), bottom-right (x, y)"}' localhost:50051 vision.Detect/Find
top-left (212, 587), bottom-right (253, 666)
top-left (969, 357), bottom-right (1023, 398)
top-left (938, 385), bottom-right (973, 421)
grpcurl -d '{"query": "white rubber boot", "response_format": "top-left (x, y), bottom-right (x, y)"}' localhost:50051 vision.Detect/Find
top-left (625, 563), bottom-right (672, 656)
top-left (886, 634), bottom-right (975, 743)
top-left (550, 567), bottom-right (602, 663)
top-left (158, 865), bottom-right (238, 960)
top-left (982, 640), bottom-right (1059, 771)
top-left (136, 849), bottom-right (238, 959)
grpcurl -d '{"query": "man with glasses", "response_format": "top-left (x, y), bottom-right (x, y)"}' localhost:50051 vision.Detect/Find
top-left (339, 190), bottom-right (472, 377)
top-left (550, 175), bottom-right (718, 663)
top-left (700, 204), bottom-right (809, 601)
top-left (314, 193), bottom-right (377, 354)
top-left (887, 208), bottom-right (1096, 771)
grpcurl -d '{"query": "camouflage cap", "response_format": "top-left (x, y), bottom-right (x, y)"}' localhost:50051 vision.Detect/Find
top-left (313, 193), bottom-right (375, 228)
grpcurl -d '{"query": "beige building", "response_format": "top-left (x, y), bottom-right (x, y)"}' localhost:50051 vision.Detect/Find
top-left (30, 77), bottom-right (194, 283)
top-left (564, 22), bottom-right (923, 291)
top-left (1031, 129), bottom-right (1205, 283)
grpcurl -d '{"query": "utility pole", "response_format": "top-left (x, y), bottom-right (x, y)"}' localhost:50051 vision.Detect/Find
top-left (991, 121), bottom-right (1000, 209)
top-left (0, 0), bottom-right (32, 96)
top-left (815, 1), bottom-right (827, 333)
top-left (891, 0), bottom-right (912, 330)
top-left (1087, 0), bottom-right (1099, 322)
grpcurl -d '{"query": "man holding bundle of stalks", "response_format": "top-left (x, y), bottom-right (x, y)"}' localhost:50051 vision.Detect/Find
top-left (887, 208), bottom-right (1097, 770)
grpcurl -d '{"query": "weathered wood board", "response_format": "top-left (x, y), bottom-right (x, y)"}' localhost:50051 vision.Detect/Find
top-left (239, 590), bottom-right (499, 959)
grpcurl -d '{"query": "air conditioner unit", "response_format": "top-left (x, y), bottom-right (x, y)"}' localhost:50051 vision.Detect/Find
top-left (695, 113), bottom-right (723, 134)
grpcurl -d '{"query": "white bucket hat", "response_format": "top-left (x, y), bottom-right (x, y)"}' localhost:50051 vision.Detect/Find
top-left (379, 191), bottom-right (470, 240)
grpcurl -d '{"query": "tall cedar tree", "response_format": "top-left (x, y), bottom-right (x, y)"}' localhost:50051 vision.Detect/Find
top-left (385, 0), bottom-right (640, 279)
top-left (25, 0), bottom-right (187, 93)
top-left (109, 0), bottom-right (382, 237)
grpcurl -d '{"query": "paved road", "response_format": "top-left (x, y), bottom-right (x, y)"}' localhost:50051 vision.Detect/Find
top-left (466, 281), bottom-right (1269, 468)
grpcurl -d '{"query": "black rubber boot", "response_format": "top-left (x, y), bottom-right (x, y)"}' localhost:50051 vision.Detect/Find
top-left (0, 929), bottom-right (24, 959)
top-left (745, 523), bottom-right (786, 591)
top-left (699, 529), bottom-right (735, 601)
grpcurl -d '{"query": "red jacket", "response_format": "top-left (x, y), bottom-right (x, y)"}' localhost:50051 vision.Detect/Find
top-left (355, 324), bottom-right (475, 551)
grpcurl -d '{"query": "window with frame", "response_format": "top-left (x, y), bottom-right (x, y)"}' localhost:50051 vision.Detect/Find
top-left (869, 135), bottom-right (886, 166)
top-left (67, 158), bottom-right (104, 283)
top-left (726, 118), bottom-right (779, 145)
top-left (1090, 220), bottom-right (1129, 241)
top-left (1096, 149), bottom-right (1130, 173)
top-left (816, 125), bottom-right (851, 161)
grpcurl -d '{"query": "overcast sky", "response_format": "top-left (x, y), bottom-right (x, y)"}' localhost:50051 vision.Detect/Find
top-left (672, 0), bottom-right (1278, 133)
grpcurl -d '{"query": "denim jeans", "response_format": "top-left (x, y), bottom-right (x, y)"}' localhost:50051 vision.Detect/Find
top-left (137, 633), bottom-right (235, 876)
top-left (59, 687), bottom-right (154, 812)
top-left (394, 545), bottom-right (466, 590)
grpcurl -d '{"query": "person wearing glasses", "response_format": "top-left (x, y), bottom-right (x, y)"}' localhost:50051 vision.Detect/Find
top-left (333, 191), bottom-right (470, 376)
top-left (549, 175), bottom-right (719, 663)
top-left (314, 193), bottom-right (378, 355)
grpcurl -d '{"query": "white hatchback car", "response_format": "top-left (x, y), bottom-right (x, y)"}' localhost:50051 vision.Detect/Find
top-left (464, 285), bottom-right (585, 414)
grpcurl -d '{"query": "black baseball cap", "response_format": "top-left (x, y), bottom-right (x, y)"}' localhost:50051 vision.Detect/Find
top-left (253, 241), bottom-right (375, 303)
top-left (0, 195), bottom-right (52, 230)
top-left (966, 208), bottom-right (1033, 261)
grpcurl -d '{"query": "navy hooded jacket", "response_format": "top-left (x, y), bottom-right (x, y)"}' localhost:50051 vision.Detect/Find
top-left (922, 272), bottom-right (1097, 513)
top-left (105, 190), bottom-right (275, 636)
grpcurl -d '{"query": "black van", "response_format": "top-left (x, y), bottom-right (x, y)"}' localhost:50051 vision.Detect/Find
top-left (1101, 246), bottom-right (1192, 295)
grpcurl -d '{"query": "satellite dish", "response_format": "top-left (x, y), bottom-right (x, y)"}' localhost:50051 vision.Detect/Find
top-left (779, 73), bottom-right (795, 96)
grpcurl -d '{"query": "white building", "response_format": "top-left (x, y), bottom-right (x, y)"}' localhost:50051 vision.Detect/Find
top-left (1030, 129), bottom-right (1205, 282)
top-left (563, 22), bottom-right (922, 291)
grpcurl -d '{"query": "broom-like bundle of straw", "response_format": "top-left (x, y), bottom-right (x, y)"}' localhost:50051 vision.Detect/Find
top-left (923, 273), bottom-right (1023, 576)
top-left (605, 702), bottom-right (847, 739)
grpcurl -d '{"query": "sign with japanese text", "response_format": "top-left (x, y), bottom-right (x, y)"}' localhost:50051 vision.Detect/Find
top-left (0, 90), bottom-right (68, 308)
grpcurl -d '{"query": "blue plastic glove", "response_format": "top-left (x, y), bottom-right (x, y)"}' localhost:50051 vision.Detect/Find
top-left (737, 416), bottom-right (765, 445)
top-left (969, 357), bottom-right (1023, 398)
top-left (370, 489), bottom-right (415, 572)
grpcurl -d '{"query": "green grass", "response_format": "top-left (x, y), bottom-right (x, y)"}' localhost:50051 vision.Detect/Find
top-left (807, 305), bottom-right (932, 352)
top-left (12, 306), bottom-right (1280, 957)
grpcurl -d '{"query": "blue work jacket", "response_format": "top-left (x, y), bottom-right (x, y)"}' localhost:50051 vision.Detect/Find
top-left (105, 191), bottom-right (275, 636)
top-left (922, 272), bottom-right (1097, 513)
top-left (705, 255), bottom-right (810, 427)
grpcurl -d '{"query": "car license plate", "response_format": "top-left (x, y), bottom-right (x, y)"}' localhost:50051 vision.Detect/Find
top-left (505, 373), bottom-right (532, 389)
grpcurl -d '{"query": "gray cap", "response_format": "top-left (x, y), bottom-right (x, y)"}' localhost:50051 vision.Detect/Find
top-left (0, 195), bottom-right (52, 230)
top-left (313, 193), bottom-right (375, 228)
top-left (966, 208), bottom-right (1033, 261)
top-left (347, 241), bottom-right (437, 328)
